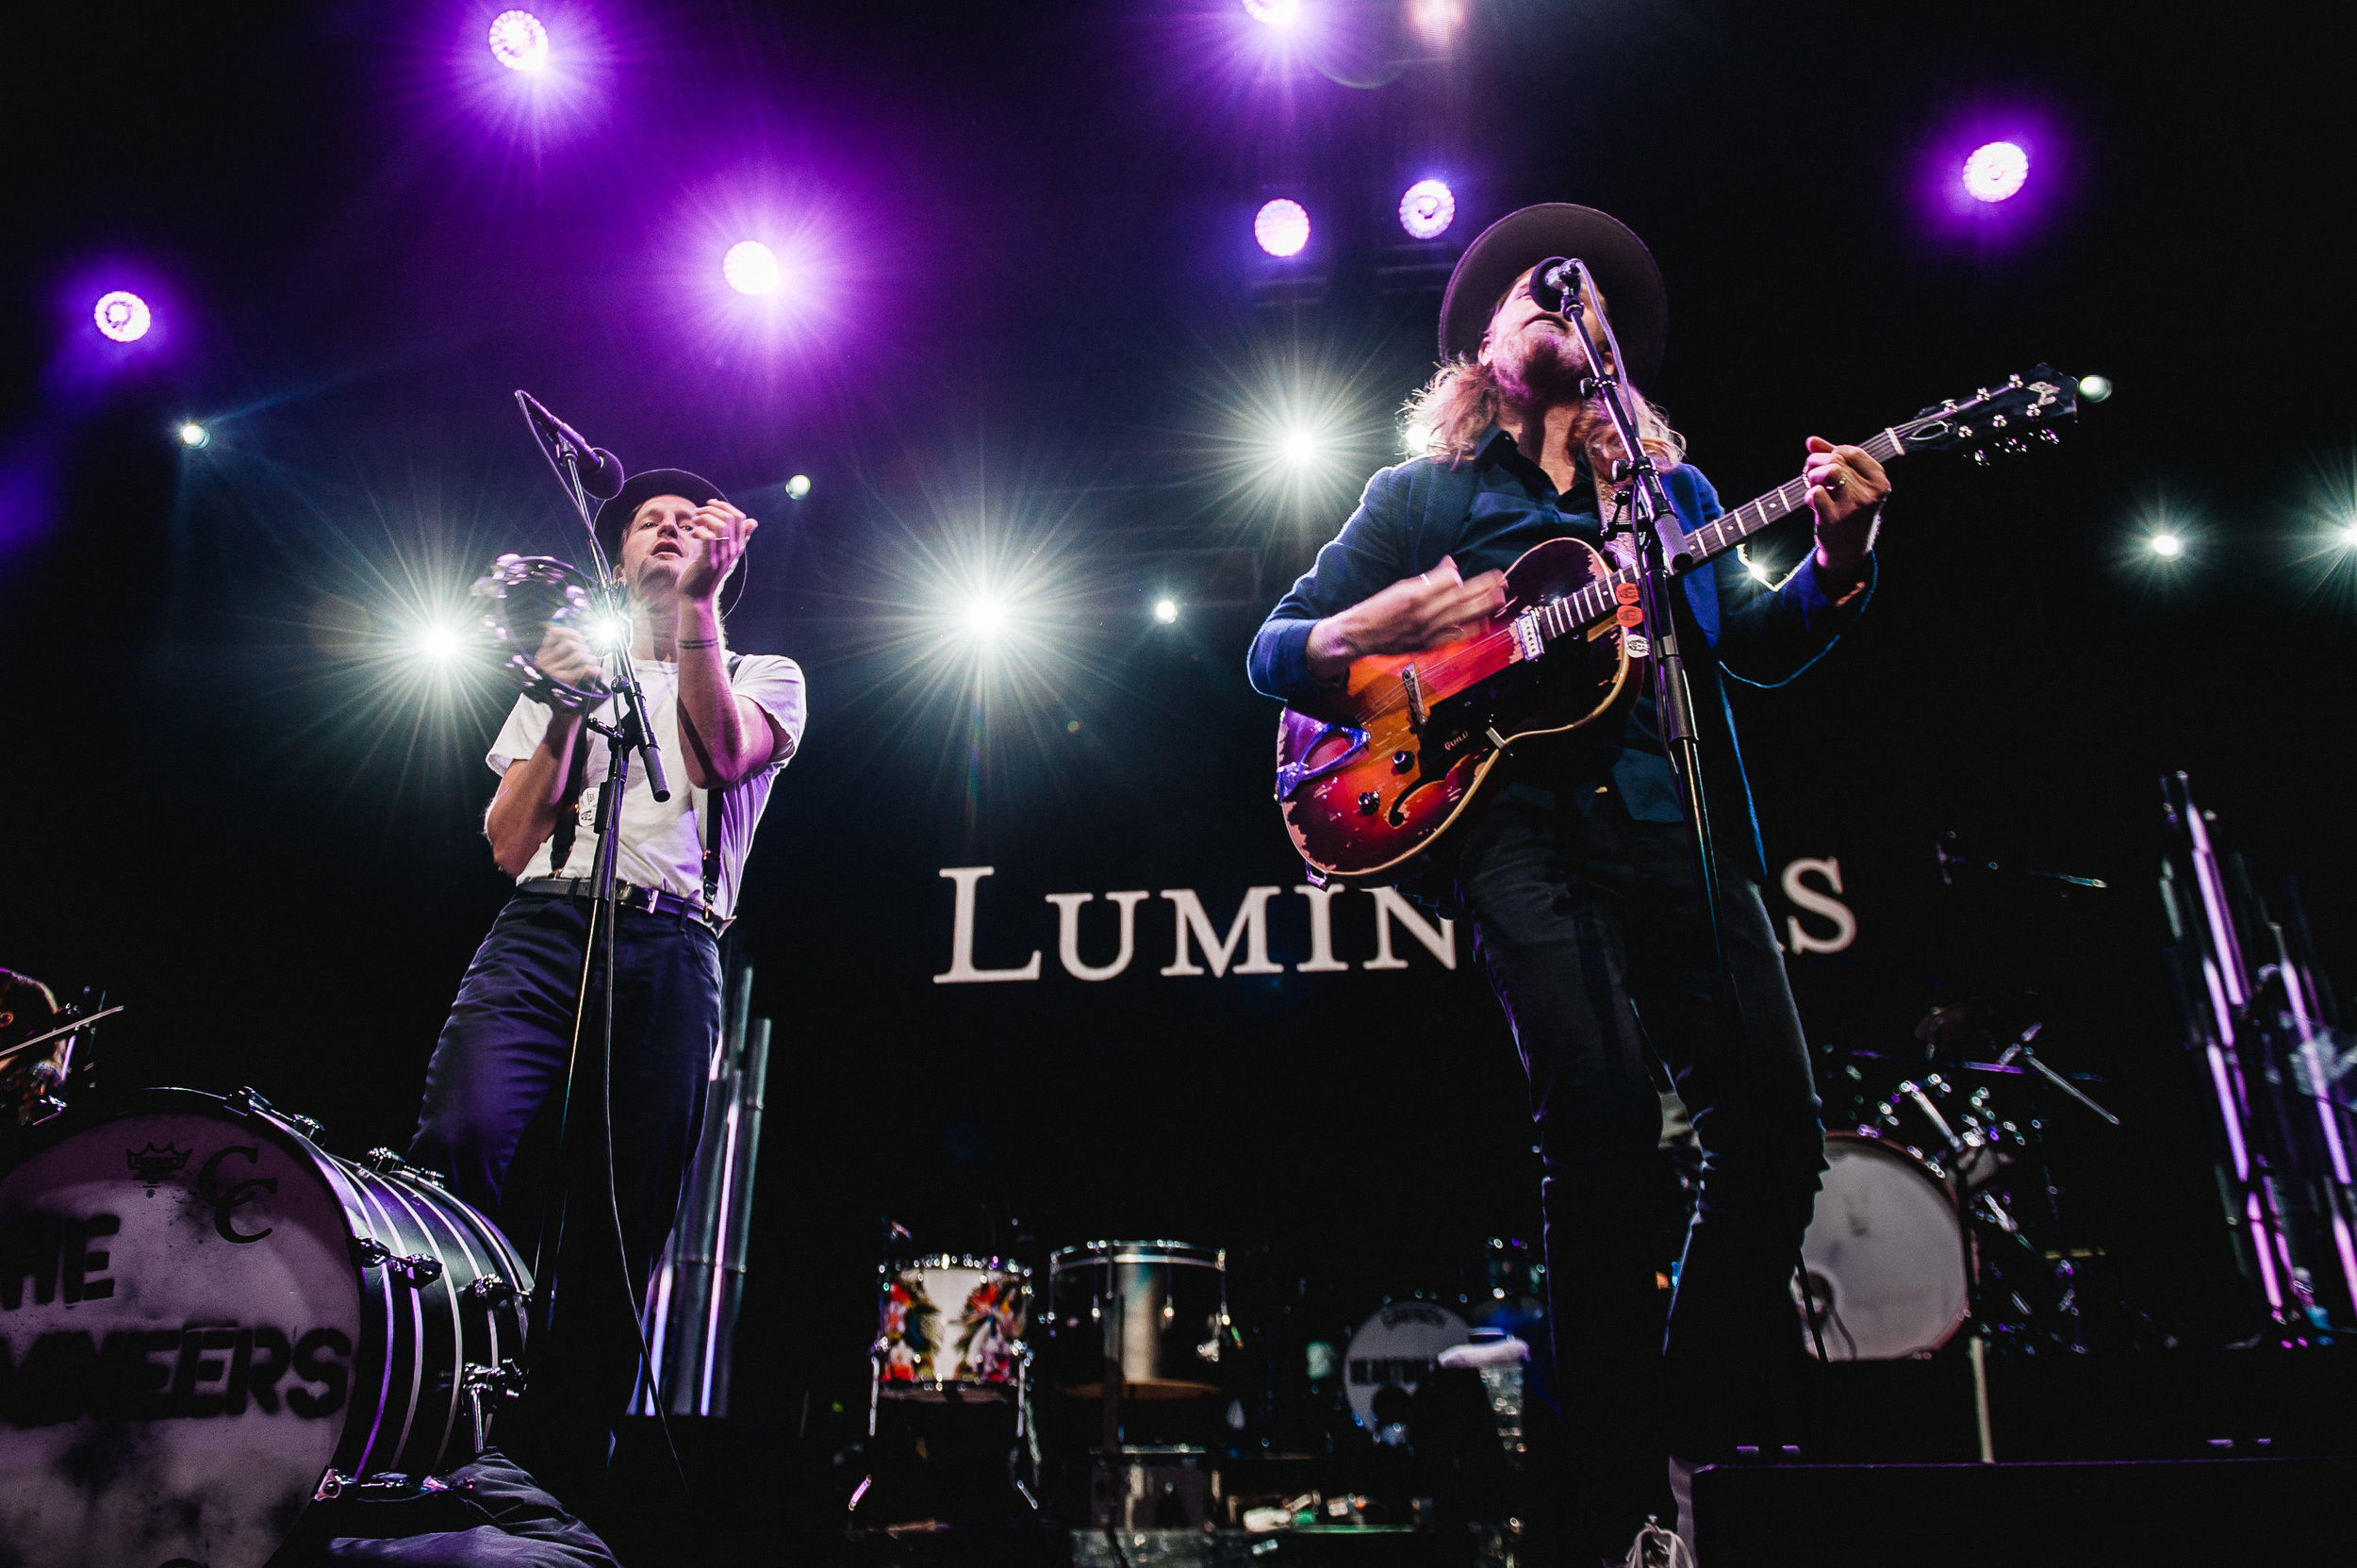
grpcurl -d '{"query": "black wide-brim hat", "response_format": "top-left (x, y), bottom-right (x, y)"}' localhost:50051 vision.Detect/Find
top-left (592, 468), bottom-right (730, 562)
top-left (1438, 203), bottom-right (1667, 388)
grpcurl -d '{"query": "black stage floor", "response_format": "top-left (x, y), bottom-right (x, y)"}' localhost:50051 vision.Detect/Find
top-left (591, 1345), bottom-right (2357, 1565)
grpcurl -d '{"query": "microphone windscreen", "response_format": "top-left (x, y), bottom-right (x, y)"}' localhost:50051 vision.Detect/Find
top-left (1528, 256), bottom-right (1574, 315)
top-left (582, 448), bottom-right (626, 500)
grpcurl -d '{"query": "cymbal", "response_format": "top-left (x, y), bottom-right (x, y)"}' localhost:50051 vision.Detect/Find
top-left (1060, 1379), bottom-right (1223, 1402)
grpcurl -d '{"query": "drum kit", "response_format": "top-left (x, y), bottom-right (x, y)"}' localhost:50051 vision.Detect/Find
top-left (1795, 1002), bottom-right (2122, 1361)
top-left (857, 1240), bottom-right (1243, 1527)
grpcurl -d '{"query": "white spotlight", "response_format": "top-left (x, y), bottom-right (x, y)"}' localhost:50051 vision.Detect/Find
top-left (2336, 521), bottom-right (2357, 549)
top-left (1243, 0), bottom-right (1300, 25)
top-left (2078, 373), bottom-right (2113, 404)
top-left (582, 611), bottom-right (632, 652)
top-left (723, 240), bottom-right (784, 296)
top-left (417, 625), bottom-right (466, 663)
top-left (1154, 598), bottom-right (1179, 624)
top-left (1280, 428), bottom-right (1320, 468)
top-left (177, 421), bottom-right (209, 448)
top-left (1745, 556), bottom-right (1773, 583)
top-left (964, 595), bottom-right (1007, 635)
top-left (2151, 533), bottom-right (2184, 559)
top-left (785, 473), bottom-right (813, 500)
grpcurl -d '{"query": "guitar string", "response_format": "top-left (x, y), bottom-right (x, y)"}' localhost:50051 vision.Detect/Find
top-left (1343, 429), bottom-right (1906, 728)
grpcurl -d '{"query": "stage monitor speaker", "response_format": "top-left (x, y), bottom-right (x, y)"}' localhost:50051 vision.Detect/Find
top-left (1691, 1456), bottom-right (2352, 1567)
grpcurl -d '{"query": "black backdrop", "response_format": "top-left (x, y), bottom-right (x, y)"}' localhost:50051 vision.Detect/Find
top-left (4, 0), bottom-right (2350, 1437)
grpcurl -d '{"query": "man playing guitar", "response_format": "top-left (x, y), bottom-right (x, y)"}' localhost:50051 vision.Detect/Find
top-left (1248, 204), bottom-right (1888, 1563)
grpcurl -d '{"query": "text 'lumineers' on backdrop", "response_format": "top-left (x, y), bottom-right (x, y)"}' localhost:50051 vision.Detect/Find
top-left (932, 859), bottom-right (1856, 984)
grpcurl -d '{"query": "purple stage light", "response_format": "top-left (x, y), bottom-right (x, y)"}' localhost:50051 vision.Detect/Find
top-left (488, 10), bottom-right (550, 73)
top-left (1962, 140), bottom-right (2029, 203)
top-left (723, 240), bottom-right (785, 296)
top-left (1255, 199), bottom-right (1310, 258)
top-left (92, 291), bottom-right (152, 343)
top-left (1243, 0), bottom-right (1300, 25)
top-left (1398, 179), bottom-right (1455, 240)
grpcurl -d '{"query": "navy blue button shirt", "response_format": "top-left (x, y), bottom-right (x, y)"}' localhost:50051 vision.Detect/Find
top-left (1248, 427), bottom-right (1876, 857)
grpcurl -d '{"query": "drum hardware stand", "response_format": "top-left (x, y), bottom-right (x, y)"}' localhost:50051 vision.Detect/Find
top-left (1995, 1025), bottom-right (2120, 1128)
top-left (0, 1003), bottom-right (125, 1066)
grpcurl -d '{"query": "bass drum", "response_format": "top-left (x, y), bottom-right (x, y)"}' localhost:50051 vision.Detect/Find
top-left (1795, 1131), bottom-right (1969, 1361)
top-left (0, 1086), bottom-right (533, 1568)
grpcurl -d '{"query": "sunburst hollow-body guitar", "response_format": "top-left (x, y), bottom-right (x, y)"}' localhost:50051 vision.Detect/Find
top-left (1273, 367), bottom-right (2077, 883)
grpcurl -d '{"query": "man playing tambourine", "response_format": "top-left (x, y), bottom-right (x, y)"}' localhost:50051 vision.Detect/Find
top-left (408, 470), bottom-right (805, 1510)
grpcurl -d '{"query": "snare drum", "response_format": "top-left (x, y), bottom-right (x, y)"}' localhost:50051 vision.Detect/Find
top-left (1795, 1131), bottom-right (1969, 1361)
top-left (874, 1255), bottom-right (1030, 1395)
top-left (0, 1087), bottom-right (532, 1568)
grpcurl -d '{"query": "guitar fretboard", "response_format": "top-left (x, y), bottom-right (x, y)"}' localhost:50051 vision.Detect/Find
top-left (1527, 426), bottom-right (1905, 645)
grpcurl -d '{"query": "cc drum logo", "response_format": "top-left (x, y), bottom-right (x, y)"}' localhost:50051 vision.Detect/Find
top-left (196, 1145), bottom-right (278, 1244)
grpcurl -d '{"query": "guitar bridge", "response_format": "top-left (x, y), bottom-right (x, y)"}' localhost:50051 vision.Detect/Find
top-left (1401, 664), bottom-right (1429, 729)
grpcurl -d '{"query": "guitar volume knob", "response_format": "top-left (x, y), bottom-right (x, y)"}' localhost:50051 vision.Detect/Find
top-left (1392, 751), bottom-right (1412, 772)
top-left (1358, 792), bottom-right (1379, 815)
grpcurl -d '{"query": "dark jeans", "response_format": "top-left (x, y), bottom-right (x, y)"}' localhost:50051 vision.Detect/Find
top-left (1450, 785), bottom-right (1825, 1551)
top-left (410, 893), bottom-right (719, 1509)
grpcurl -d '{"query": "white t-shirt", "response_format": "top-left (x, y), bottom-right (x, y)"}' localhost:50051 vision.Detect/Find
top-left (488, 654), bottom-right (806, 920)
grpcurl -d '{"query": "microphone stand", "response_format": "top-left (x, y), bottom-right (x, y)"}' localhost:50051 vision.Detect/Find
top-left (1552, 264), bottom-right (1743, 1046)
top-left (1555, 267), bottom-right (1837, 1428)
top-left (514, 394), bottom-right (673, 1380)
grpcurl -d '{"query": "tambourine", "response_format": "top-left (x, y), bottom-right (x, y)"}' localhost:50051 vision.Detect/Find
top-left (470, 553), bottom-right (614, 709)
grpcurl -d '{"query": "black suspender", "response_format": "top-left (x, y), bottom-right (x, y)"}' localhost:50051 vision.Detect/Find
top-left (547, 717), bottom-right (593, 876)
top-left (700, 653), bottom-right (744, 914)
top-left (544, 651), bottom-right (744, 917)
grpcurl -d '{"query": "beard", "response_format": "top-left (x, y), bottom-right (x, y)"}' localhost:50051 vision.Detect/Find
top-left (1491, 326), bottom-right (1595, 404)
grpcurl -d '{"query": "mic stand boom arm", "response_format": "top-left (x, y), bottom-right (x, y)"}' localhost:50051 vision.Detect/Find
top-left (515, 389), bottom-right (670, 806)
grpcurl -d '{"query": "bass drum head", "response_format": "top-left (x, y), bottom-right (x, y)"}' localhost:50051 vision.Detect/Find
top-left (876, 1256), bottom-right (1030, 1393)
top-left (0, 1092), bottom-right (363, 1568)
top-left (1343, 1300), bottom-right (1472, 1430)
top-left (1797, 1131), bottom-right (1968, 1361)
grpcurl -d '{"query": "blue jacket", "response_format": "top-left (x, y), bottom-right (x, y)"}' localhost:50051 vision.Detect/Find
top-left (1246, 432), bottom-right (1874, 870)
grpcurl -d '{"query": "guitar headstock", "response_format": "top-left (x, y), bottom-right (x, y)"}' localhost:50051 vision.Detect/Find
top-left (1895, 364), bottom-right (2078, 466)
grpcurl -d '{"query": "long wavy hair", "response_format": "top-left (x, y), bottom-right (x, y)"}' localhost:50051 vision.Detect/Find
top-left (1402, 283), bottom-right (1685, 475)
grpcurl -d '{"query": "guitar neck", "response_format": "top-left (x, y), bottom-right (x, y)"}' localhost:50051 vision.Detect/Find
top-left (1539, 425), bottom-right (1908, 642)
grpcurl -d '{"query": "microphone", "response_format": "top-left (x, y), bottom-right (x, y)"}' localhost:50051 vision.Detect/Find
top-left (1527, 256), bottom-right (1582, 317)
top-left (516, 391), bottom-right (625, 499)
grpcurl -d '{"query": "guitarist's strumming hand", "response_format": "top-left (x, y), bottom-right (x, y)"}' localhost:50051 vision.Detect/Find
top-left (1304, 553), bottom-right (1508, 685)
top-left (1804, 436), bottom-right (1890, 580)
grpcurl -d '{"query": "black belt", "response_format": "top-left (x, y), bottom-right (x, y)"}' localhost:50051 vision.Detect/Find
top-left (515, 878), bottom-right (726, 933)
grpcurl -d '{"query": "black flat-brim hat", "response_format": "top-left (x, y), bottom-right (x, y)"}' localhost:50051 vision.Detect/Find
top-left (1438, 203), bottom-right (1667, 388)
top-left (592, 468), bottom-right (730, 562)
